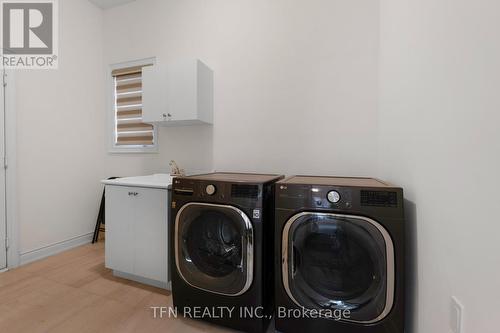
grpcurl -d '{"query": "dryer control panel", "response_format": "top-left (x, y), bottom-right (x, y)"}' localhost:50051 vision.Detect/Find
top-left (327, 190), bottom-right (341, 203)
top-left (172, 178), bottom-right (266, 210)
top-left (276, 182), bottom-right (403, 218)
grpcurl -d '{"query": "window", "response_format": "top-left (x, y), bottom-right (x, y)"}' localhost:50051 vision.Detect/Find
top-left (109, 58), bottom-right (157, 153)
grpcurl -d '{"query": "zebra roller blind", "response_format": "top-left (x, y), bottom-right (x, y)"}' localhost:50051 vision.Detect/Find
top-left (112, 64), bottom-right (154, 146)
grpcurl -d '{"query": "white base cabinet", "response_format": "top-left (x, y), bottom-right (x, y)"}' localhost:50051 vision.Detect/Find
top-left (105, 185), bottom-right (170, 289)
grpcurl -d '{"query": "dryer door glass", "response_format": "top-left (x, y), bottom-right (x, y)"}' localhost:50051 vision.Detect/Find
top-left (282, 213), bottom-right (394, 323)
top-left (175, 203), bottom-right (253, 296)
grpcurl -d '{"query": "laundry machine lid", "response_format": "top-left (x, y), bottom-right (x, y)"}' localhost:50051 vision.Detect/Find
top-left (175, 202), bottom-right (254, 296)
top-left (282, 212), bottom-right (395, 323)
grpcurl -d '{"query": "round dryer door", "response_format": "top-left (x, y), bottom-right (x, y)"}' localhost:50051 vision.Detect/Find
top-left (175, 203), bottom-right (254, 296)
top-left (282, 212), bottom-right (395, 323)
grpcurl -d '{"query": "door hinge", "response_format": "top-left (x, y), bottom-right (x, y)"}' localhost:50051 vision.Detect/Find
top-left (2, 157), bottom-right (7, 170)
top-left (5, 238), bottom-right (9, 250)
top-left (2, 72), bottom-right (7, 87)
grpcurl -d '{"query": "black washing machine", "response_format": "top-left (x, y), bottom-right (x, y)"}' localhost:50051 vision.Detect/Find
top-left (274, 176), bottom-right (405, 333)
top-left (171, 172), bottom-right (284, 333)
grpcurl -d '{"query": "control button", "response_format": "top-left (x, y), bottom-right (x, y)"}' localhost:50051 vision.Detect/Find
top-left (206, 184), bottom-right (216, 196)
top-left (327, 190), bottom-right (341, 203)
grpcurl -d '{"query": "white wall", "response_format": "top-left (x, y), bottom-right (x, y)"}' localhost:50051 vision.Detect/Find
top-left (15, 0), bottom-right (170, 256)
top-left (15, 0), bottom-right (213, 256)
top-left (210, 0), bottom-right (380, 176)
top-left (102, 0), bottom-right (214, 176)
top-left (16, 0), bottom-right (500, 331)
top-left (16, 0), bottom-right (106, 254)
top-left (379, 1), bottom-right (500, 332)
top-left (103, 0), bottom-right (380, 177)
top-left (10, 0), bottom-right (378, 262)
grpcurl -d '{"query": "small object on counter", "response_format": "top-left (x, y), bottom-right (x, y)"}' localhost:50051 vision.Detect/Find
top-left (169, 160), bottom-right (185, 177)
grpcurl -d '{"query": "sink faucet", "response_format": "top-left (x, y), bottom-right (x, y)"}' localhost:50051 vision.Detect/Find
top-left (169, 160), bottom-right (185, 177)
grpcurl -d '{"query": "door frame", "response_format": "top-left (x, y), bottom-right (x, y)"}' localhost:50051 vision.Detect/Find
top-left (2, 70), bottom-right (18, 269)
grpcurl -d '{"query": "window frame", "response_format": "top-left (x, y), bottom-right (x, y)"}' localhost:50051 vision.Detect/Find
top-left (107, 57), bottom-right (158, 154)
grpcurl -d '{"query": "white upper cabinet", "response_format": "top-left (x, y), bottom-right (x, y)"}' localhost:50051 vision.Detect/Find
top-left (142, 59), bottom-right (213, 125)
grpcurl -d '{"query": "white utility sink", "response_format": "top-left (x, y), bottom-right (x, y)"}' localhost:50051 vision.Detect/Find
top-left (101, 173), bottom-right (174, 189)
top-left (102, 173), bottom-right (174, 289)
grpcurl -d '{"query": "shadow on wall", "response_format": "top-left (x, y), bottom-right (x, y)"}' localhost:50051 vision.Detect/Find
top-left (157, 124), bottom-right (214, 175)
top-left (404, 199), bottom-right (418, 333)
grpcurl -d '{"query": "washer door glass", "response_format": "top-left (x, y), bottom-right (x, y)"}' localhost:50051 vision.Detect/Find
top-left (282, 213), bottom-right (394, 323)
top-left (175, 203), bottom-right (253, 296)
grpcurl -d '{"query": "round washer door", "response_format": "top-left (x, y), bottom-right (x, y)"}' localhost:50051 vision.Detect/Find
top-left (175, 202), bottom-right (253, 296)
top-left (282, 212), bottom-right (395, 323)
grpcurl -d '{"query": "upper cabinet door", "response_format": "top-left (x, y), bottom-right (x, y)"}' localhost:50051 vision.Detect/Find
top-left (142, 59), bottom-right (213, 126)
top-left (142, 64), bottom-right (166, 123)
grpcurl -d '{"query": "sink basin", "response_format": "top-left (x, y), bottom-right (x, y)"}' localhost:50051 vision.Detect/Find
top-left (101, 174), bottom-right (174, 189)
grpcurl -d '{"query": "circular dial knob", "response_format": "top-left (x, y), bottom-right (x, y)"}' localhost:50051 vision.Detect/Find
top-left (327, 190), bottom-right (341, 203)
top-left (205, 184), bottom-right (216, 196)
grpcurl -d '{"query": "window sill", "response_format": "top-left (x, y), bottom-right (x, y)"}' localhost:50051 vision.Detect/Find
top-left (108, 146), bottom-right (159, 154)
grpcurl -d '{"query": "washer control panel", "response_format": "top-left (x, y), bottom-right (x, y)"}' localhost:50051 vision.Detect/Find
top-left (327, 190), bottom-right (341, 203)
top-left (205, 184), bottom-right (216, 196)
top-left (308, 186), bottom-right (353, 209)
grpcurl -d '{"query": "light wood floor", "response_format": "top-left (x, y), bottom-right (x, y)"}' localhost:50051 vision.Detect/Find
top-left (0, 241), bottom-right (236, 333)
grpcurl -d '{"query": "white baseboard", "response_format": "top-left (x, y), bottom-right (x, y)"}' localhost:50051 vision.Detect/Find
top-left (113, 270), bottom-right (170, 290)
top-left (19, 232), bottom-right (94, 266)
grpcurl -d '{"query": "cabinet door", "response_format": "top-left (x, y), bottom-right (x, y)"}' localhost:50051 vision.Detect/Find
top-left (142, 65), bottom-right (167, 123)
top-left (166, 59), bottom-right (197, 121)
top-left (105, 186), bottom-right (136, 274)
top-left (133, 188), bottom-right (168, 283)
